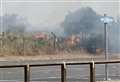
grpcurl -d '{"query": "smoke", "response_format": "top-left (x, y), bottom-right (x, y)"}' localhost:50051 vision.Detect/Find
top-left (0, 8), bottom-right (119, 54)
top-left (62, 7), bottom-right (120, 54)
top-left (107, 20), bottom-right (120, 53)
top-left (62, 7), bottom-right (103, 36)
top-left (0, 14), bottom-right (29, 34)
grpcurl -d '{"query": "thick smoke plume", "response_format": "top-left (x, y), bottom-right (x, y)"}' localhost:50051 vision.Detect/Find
top-left (62, 7), bottom-right (103, 36)
top-left (62, 7), bottom-right (120, 54)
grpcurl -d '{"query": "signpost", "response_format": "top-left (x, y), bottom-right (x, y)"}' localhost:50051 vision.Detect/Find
top-left (100, 14), bottom-right (113, 80)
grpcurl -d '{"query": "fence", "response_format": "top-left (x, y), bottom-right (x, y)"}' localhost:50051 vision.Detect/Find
top-left (0, 60), bottom-right (120, 82)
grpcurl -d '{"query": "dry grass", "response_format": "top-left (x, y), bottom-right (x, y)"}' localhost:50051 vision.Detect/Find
top-left (0, 51), bottom-right (119, 61)
top-left (0, 43), bottom-right (120, 61)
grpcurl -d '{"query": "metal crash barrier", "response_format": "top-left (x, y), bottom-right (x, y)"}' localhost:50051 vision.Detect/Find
top-left (0, 60), bottom-right (120, 82)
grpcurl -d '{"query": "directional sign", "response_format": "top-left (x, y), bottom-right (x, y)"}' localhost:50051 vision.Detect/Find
top-left (100, 16), bottom-right (113, 23)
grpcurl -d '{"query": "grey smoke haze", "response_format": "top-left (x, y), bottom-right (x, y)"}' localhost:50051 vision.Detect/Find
top-left (62, 7), bottom-right (104, 36)
top-left (0, 7), bottom-right (120, 53)
top-left (0, 14), bottom-right (64, 36)
top-left (62, 7), bottom-right (120, 53)
top-left (0, 14), bottom-right (29, 34)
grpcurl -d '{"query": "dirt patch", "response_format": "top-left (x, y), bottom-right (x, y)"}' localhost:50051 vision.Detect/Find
top-left (0, 52), bottom-right (119, 61)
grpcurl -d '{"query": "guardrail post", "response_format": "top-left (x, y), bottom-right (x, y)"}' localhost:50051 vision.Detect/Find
top-left (90, 61), bottom-right (95, 82)
top-left (61, 62), bottom-right (67, 82)
top-left (24, 64), bottom-right (30, 82)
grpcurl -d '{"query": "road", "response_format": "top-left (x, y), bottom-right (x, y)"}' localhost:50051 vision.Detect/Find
top-left (0, 59), bottom-right (120, 82)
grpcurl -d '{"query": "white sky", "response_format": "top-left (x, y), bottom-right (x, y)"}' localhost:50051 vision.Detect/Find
top-left (1, 0), bottom-right (120, 27)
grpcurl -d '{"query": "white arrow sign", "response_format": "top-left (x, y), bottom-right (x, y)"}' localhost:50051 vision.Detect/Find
top-left (100, 16), bottom-right (113, 23)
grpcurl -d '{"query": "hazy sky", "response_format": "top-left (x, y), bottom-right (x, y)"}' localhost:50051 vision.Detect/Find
top-left (1, 0), bottom-right (120, 27)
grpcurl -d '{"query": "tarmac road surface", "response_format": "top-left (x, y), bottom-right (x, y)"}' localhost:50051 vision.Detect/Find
top-left (0, 59), bottom-right (120, 82)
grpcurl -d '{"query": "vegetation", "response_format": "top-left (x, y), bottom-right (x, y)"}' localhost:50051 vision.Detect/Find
top-left (0, 7), bottom-right (119, 56)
